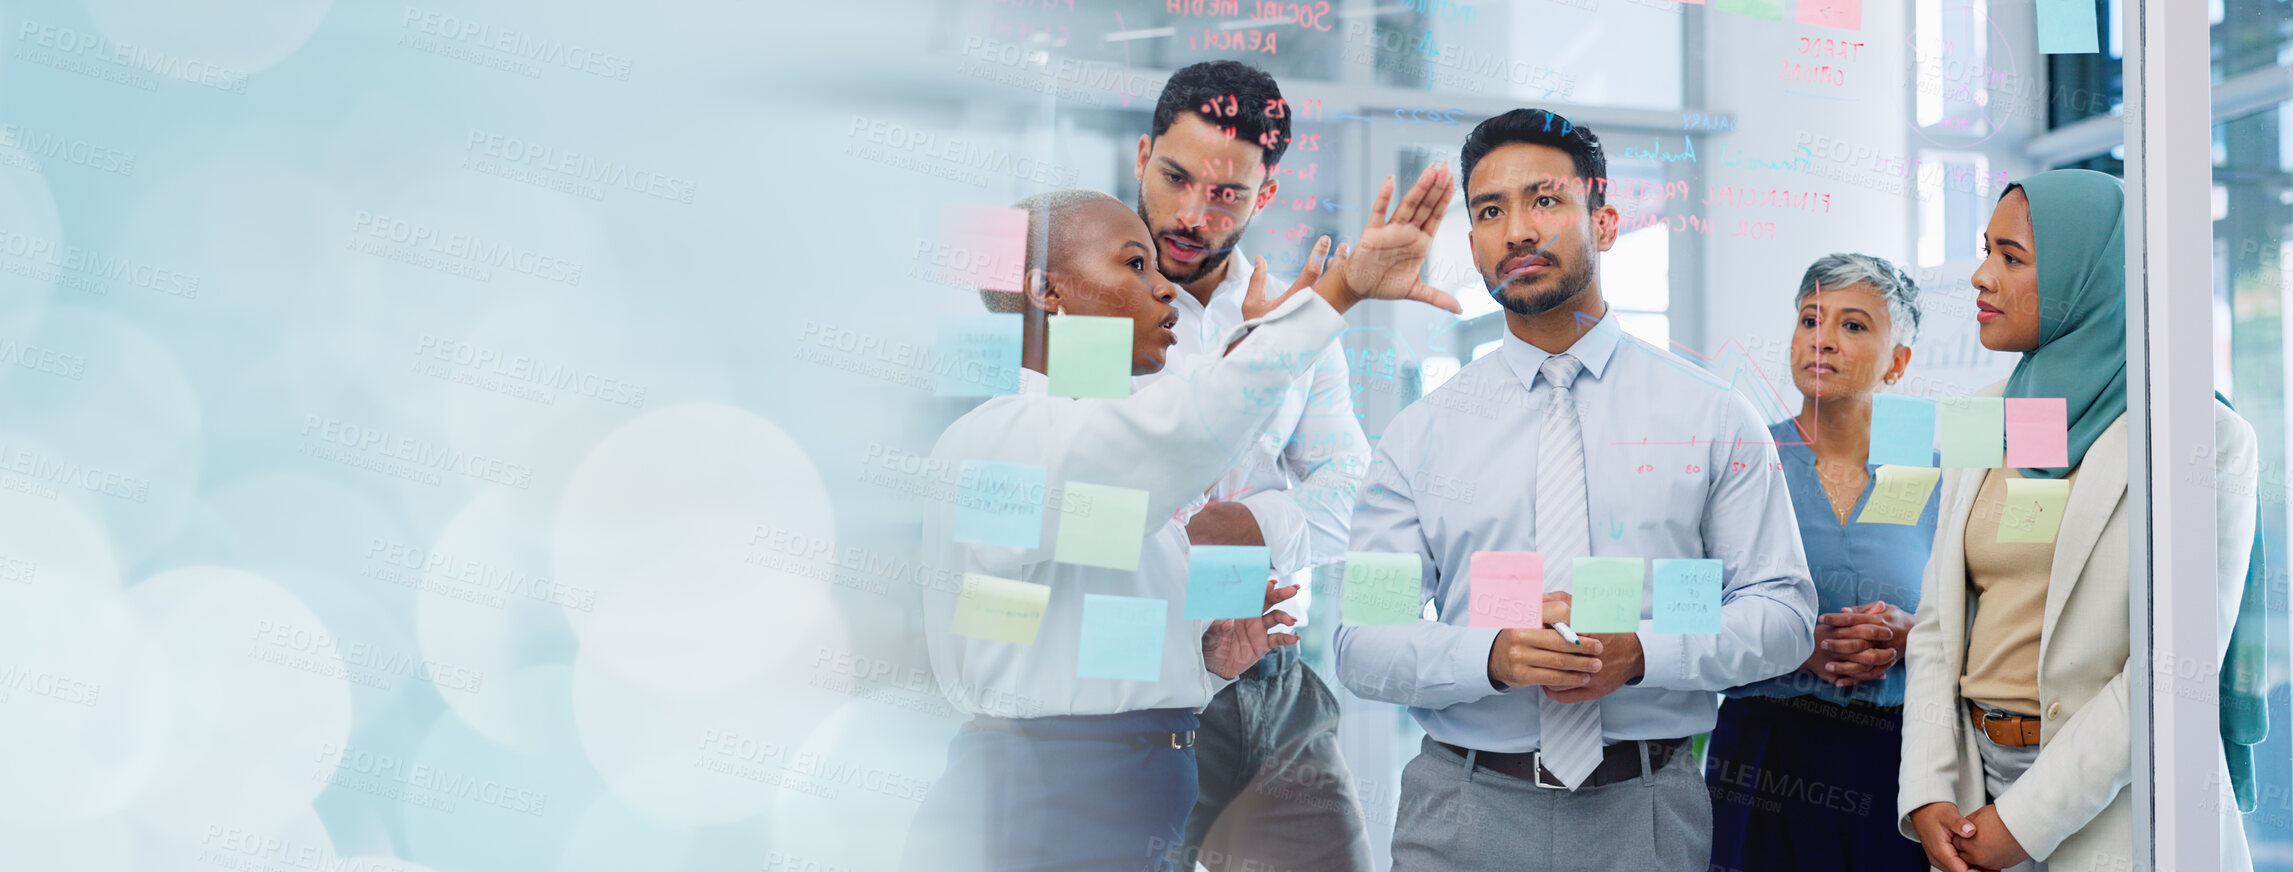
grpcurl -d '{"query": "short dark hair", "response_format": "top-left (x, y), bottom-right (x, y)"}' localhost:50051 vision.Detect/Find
top-left (1152, 61), bottom-right (1291, 168)
top-left (1459, 108), bottom-right (1606, 210)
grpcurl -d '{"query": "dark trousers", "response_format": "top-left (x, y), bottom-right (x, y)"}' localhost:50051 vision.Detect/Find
top-left (902, 709), bottom-right (1201, 872)
top-left (1181, 647), bottom-right (1373, 872)
top-left (1704, 695), bottom-right (1927, 872)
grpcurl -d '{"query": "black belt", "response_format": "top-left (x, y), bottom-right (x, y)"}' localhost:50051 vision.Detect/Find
top-left (1438, 736), bottom-right (1689, 789)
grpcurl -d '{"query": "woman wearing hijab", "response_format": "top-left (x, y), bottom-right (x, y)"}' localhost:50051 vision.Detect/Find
top-left (1897, 169), bottom-right (2259, 872)
top-left (1706, 252), bottom-right (1935, 872)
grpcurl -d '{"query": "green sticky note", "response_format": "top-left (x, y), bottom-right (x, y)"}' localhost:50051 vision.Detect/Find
top-left (1999, 478), bottom-right (2072, 543)
top-left (1938, 397), bottom-right (2006, 468)
top-left (1714, 0), bottom-right (1784, 20)
top-left (1342, 552), bottom-right (1422, 625)
top-left (1046, 314), bottom-right (1132, 399)
top-left (1569, 557), bottom-right (1644, 633)
top-left (951, 573), bottom-right (1050, 643)
top-left (1857, 465), bottom-right (1941, 525)
top-left (1054, 481), bottom-right (1150, 570)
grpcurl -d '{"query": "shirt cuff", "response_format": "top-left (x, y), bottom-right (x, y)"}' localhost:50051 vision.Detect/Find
top-left (1212, 284), bottom-right (1335, 350)
top-left (1438, 626), bottom-right (1507, 707)
top-left (1632, 620), bottom-right (1696, 690)
top-left (1236, 490), bottom-right (1307, 575)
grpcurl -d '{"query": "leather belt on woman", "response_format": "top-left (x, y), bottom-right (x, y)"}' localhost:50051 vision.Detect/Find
top-left (1439, 737), bottom-right (1688, 789)
top-left (1967, 700), bottom-right (2042, 747)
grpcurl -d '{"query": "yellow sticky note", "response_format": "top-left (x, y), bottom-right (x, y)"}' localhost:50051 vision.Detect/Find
top-left (951, 573), bottom-right (1050, 643)
top-left (1857, 465), bottom-right (1941, 525)
top-left (1999, 478), bottom-right (2072, 543)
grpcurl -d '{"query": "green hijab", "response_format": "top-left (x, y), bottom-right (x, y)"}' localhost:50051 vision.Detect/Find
top-left (2000, 169), bottom-right (2128, 479)
top-left (2000, 169), bottom-right (2271, 810)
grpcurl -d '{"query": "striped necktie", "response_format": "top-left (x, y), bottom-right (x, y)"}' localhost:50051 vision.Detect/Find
top-left (1535, 353), bottom-right (1603, 790)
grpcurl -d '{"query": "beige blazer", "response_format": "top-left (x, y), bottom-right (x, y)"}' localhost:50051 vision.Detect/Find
top-left (1896, 382), bottom-right (2259, 870)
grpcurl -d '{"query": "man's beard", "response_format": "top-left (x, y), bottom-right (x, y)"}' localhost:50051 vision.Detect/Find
top-left (1138, 200), bottom-right (1242, 286)
top-left (1486, 250), bottom-right (1593, 318)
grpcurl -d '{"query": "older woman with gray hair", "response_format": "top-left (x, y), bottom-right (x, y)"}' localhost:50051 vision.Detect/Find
top-left (1704, 253), bottom-right (1938, 872)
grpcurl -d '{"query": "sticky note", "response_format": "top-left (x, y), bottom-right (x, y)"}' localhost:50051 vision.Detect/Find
top-left (1857, 465), bottom-right (1941, 525)
top-left (935, 314), bottom-right (1022, 397)
top-left (1869, 395), bottom-right (1938, 467)
top-left (954, 461), bottom-right (1046, 548)
top-left (1078, 594), bottom-right (1166, 681)
top-left (951, 574), bottom-right (1050, 643)
top-left (2005, 397), bottom-right (2069, 468)
top-left (1342, 552), bottom-right (1422, 626)
top-left (1652, 559), bottom-right (1723, 634)
top-left (1714, 0), bottom-right (1783, 20)
top-left (1046, 315), bottom-right (1132, 399)
top-left (940, 204), bottom-right (1028, 293)
top-left (1999, 478), bottom-right (2072, 543)
top-left (1054, 481), bottom-right (1149, 570)
top-left (1568, 557), bottom-right (1644, 633)
top-left (1469, 551), bottom-right (1544, 628)
top-left (1186, 545), bottom-right (1271, 619)
top-left (1938, 397), bottom-right (2006, 468)
top-left (2035, 0), bottom-right (2100, 54)
top-left (1796, 0), bottom-right (1860, 30)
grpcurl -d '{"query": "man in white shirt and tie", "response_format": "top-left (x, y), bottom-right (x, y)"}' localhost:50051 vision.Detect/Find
top-left (904, 169), bottom-right (1461, 872)
top-left (1127, 61), bottom-right (1378, 872)
top-left (1333, 108), bottom-right (1817, 871)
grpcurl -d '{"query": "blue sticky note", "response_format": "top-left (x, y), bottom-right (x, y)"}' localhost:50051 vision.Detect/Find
top-left (1868, 395), bottom-right (1938, 467)
top-left (1186, 545), bottom-right (1270, 619)
top-left (954, 461), bottom-right (1046, 548)
top-left (1652, 559), bottom-right (1723, 634)
top-left (935, 314), bottom-right (1021, 397)
top-left (2036, 0), bottom-right (2100, 54)
top-left (1078, 594), bottom-right (1166, 682)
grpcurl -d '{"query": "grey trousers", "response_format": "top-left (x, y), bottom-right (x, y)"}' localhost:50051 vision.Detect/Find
top-left (1392, 735), bottom-right (1713, 872)
top-left (1973, 703), bottom-right (2047, 872)
top-left (1181, 647), bottom-right (1374, 872)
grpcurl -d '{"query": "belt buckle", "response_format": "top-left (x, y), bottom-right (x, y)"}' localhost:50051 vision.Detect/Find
top-left (1529, 751), bottom-right (1569, 789)
top-left (1170, 730), bottom-right (1196, 750)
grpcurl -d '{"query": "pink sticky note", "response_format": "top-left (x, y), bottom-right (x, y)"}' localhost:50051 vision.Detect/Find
top-left (1469, 551), bottom-right (1543, 628)
top-left (2005, 397), bottom-right (2069, 468)
top-left (940, 204), bottom-right (1028, 293)
top-left (1796, 0), bottom-right (1861, 30)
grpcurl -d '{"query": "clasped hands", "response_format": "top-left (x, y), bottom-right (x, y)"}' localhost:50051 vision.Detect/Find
top-left (1485, 593), bottom-right (1644, 702)
top-left (1911, 801), bottom-right (2029, 872)
top-left (1803, 600), bottom-right (1911, 687)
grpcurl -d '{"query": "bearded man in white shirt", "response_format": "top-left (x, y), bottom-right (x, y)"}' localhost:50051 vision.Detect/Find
top-left (1129, 60), bottom-right (1380, 872)
top-left (903, 171), bottom-right (1460, 872)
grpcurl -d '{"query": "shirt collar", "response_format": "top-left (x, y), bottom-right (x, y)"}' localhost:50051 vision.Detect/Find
top-left (1201, 246), bottom-right (1254, 310)
top-left (1497, 309), bottom-right (1624, 392)
top-left (1018, 367), bottom-right (1050, 397)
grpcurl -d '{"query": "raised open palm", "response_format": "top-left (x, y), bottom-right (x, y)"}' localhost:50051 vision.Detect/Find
top-left (1345, 161), bottom-right (1460, 313)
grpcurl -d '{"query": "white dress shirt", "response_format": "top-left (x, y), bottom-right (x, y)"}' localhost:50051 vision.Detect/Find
top-left (1135, 251), bottom-right (1372, 588)
top-left (920, 290), bottom-right (1349, 718)
top-left (1333, 312), bottom-right (1817, 752)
